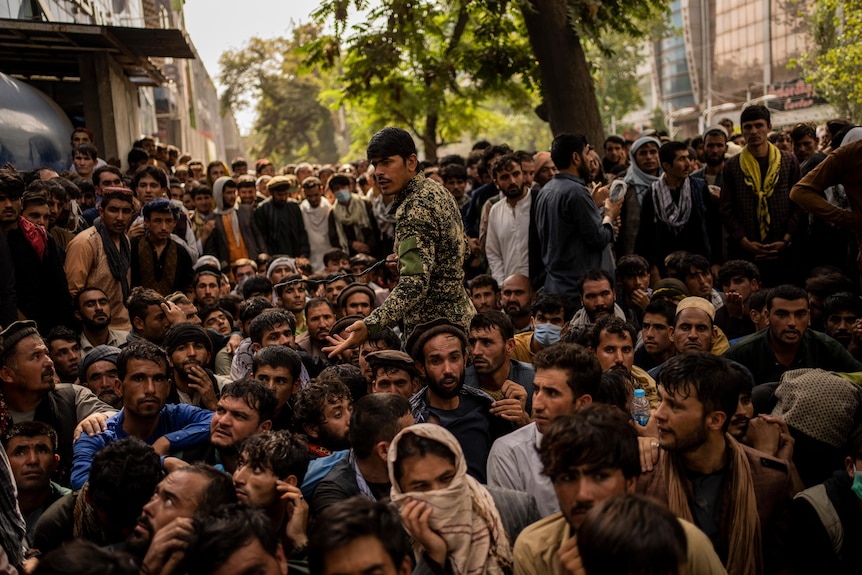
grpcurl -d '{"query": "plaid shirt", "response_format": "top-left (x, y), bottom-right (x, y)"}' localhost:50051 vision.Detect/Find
top-left (719, 150), bottom-right (804, 243)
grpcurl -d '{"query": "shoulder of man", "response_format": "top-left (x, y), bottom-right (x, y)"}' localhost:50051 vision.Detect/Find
top-left (485, 485), bottom-right (541, 541)
top-left (741, 442), bottom-right (790, 481)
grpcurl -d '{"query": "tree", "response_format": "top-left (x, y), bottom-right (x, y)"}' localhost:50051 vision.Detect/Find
top-left (218, 24), bottom-right (339, 164)
top-left (310, 0), bottom-right (666, 157)
top-left (307, 0), bottom-right (538, 160)
top-left (517, 0), bottom-right (666, 147)
top-left (792, 0), bottom-right (862, 121)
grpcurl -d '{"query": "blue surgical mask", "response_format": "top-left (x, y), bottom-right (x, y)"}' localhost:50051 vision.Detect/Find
top-left (335, 190), bottom-right (351, 204)
top-left (533, 323), bottom-right (562, 347)
top-left (852, 464), bottom-right (862, 501)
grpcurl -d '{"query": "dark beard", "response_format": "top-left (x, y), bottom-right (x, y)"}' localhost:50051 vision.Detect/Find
top-left (316, 426), bottom-right (352, 452)
top-left (429, 372), bottom-right (465, 399)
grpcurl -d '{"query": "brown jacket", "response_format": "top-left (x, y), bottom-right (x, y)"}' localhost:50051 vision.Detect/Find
top-left (64, 227), bottom-right (131, 331)
top-left (638, 442), bottom-right (795, 574)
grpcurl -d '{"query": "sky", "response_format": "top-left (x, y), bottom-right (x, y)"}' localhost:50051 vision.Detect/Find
top-left (183, 0), bottom-right (324, 134)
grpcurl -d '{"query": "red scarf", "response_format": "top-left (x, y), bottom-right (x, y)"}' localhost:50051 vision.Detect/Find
top-left (18, 216), bottom-right (47, 260)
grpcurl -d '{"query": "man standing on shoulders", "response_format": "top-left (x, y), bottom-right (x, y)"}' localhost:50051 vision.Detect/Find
top-left (327, 127), bottom-right (475, 357)
top-left (535, 133), bottom-right (620, 302)
top-left (720, 105), bottom-right (804, 284)
top-left (65, 187), bottom-right (134, 331)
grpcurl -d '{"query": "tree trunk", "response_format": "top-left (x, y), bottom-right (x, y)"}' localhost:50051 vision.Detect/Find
top-left (423, 111), bottom-right (439, 162)
top-left (520, 0), bottom-right (606, 148)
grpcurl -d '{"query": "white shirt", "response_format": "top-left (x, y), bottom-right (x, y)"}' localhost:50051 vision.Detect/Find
top-left (300, 198), bottom-right (333, 272)
top-left (485, 189), bottom-right (531, 285)
top-left (486, 422), bottom-right (559, 517)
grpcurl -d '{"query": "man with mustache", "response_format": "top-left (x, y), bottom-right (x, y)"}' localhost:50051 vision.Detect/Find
top-left (405, 318), bottom-right (512, 482)
top-left (501, 274), bottom-right (535, 333)
top-left (163, 323), bottom-right (227, 411)
top-left (725, 284), bottom-right (862, 386)
top-left (586, 316), bottom-right (659, 410)
top-left (822, 292), bottom-right (862, 357)
top-left (77, 345), bottom-right (122, 409)
top-left (126, 464), bottom-right (237, 573)
top-left (567, 269), bottom-right (627, 339)
top-left (298, 298), bottom-right (337, 360)
top-left (0, 320), bottom-right (115, 485)
top-left (486, 154), bottom-right (532, 286)
top-left (465, 311), bottom-right (533, 426)
top-left (513, 404), bottom-right (725, 575)
top-left (70, 341), bottom-right (213, 489)
top-left (65, 187), bottom-right (135, 331)
top-left (176, 379), bottom-right (276, 474)
top-left (75, 287), bottom-right (129, 357)
top-left (324, 128), bottom-right (475, 360)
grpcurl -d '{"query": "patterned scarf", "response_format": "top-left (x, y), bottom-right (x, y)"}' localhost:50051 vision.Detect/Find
top-left (18, 216), bottom-right (47, 260)
top-left (652, 174), bottom-right (692, 234)
top-left (333, 194), bottom-right (371, 252)
top-left (389, 424), bottom-right (513, 575)
top-left (0, 447), bottom-right (26, 568)
top-left (137, 236), bottom-right (178, 296)
top-left (660, 435), bottom-right (762, 575)
top-left (96, 219), bottom-right (131, 300)
top-left (739, 142), bottom-right (781, 240)
top-left (73, 484), bottom-right (110, 545)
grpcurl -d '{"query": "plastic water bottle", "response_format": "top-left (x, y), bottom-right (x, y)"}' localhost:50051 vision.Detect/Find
top-left (631, 389), bottom-right (650, 426)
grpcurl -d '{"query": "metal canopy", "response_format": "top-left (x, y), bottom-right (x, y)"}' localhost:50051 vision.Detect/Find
top-left (0, 19), bottom-right (195, 86)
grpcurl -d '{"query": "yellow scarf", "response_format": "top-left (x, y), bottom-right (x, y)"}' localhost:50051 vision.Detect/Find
top-left (739, 142), bottom-right (781, 240)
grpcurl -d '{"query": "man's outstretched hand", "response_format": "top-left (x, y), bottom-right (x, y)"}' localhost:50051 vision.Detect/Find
top-left (323, 319), bottom-right (369, 358)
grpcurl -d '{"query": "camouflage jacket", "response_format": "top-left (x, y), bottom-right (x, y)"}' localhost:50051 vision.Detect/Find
top-left (364, 172), bottom-right (474, 339)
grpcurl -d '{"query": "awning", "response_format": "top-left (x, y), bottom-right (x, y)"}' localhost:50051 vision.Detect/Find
top-left (0, 18), bottom-right (195, 86)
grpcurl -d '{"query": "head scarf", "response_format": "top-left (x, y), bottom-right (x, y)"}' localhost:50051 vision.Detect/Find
top-left (771, 368), bottom-right (862, 447)
top-left (624, 137), bottom-right (662, 204)
top-left (77, 345), bottom-right (121, 383)
top-left (267, 257), bottom-right (296, 279)
top-left (388, 424), bottom-right (512, 575)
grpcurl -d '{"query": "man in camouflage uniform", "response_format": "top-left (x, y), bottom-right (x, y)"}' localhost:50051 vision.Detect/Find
top-left (327, 127), bottom-right (474, 355)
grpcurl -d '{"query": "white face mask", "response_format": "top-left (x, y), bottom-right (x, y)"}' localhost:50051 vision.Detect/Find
top-left (533, 323), bottom-right (562, 347)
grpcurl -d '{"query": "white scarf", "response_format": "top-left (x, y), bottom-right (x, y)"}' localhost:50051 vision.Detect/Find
top-left (388, 424), bottom-right (513, 575)
top-left (333, 194), bottom-right (371, 252)
top-left (651, 174), bottom-right (692, 234)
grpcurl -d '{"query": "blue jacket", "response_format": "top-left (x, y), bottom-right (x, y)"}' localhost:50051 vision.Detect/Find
top-left (70, 403), bottom-right (213, 489)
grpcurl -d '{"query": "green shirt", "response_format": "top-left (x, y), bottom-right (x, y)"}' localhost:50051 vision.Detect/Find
top-left (724, 329), bottom-right (862, 384)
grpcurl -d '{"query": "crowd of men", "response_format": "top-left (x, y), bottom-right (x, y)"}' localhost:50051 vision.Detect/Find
top-left (0, 112), bottom-right (861, 575)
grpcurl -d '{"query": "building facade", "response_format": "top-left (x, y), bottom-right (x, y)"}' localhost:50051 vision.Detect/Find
top-left (624, 0), bottom-right (836, 138)
top-left (0, 0), bottom-right (239, 170)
